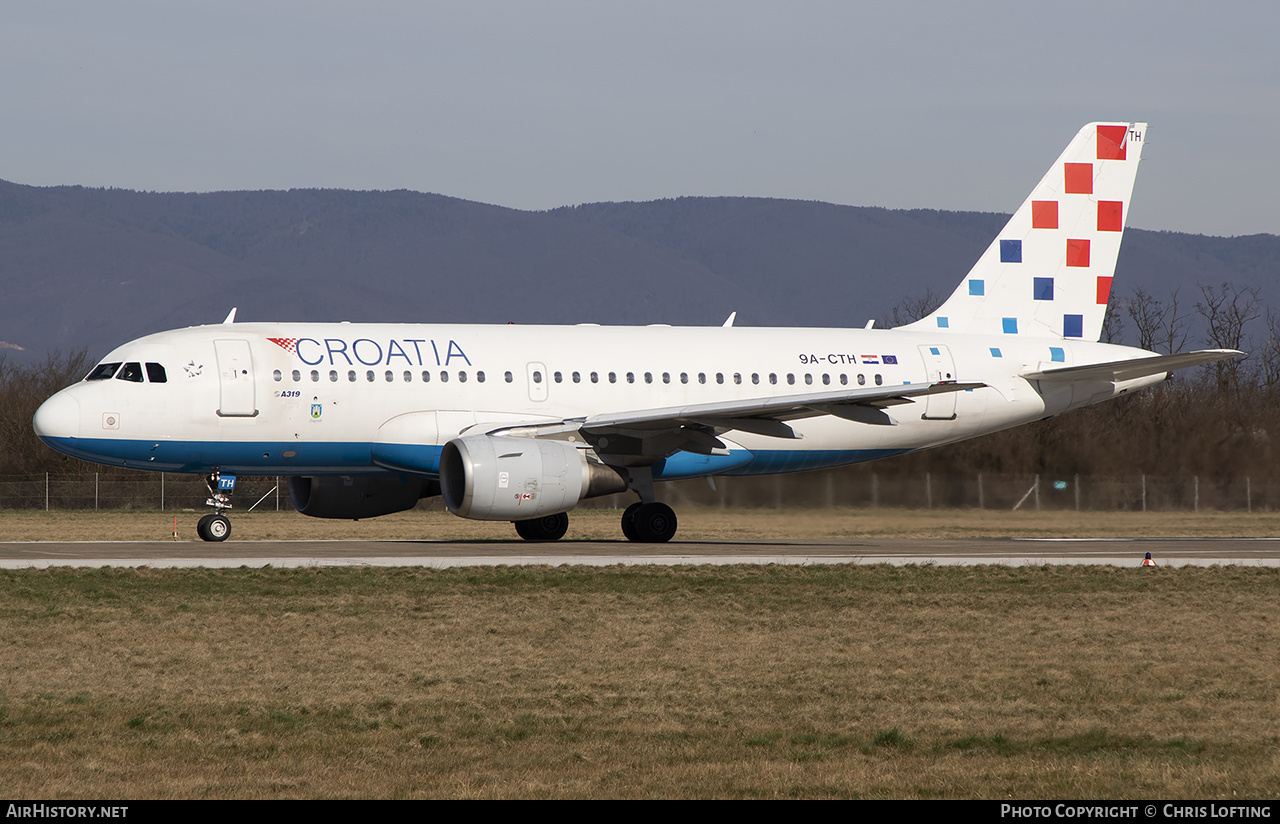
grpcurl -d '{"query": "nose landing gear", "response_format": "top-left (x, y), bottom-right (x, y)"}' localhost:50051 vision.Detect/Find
top-left (197, 470), bottom-right (235, 542)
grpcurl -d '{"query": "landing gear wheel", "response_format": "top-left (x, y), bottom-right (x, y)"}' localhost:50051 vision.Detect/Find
top-left (633, 502), bottom-right (677, 543)
top-left (621, 502), bottom-right (642, 542)
top-left (513, 512), bottom-right (569, 541)
top-left (197, 513), bottom-right (231, 542)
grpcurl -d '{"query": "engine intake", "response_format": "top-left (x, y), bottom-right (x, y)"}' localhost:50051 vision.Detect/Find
top-left (440, 435), bottom-right (626, 520)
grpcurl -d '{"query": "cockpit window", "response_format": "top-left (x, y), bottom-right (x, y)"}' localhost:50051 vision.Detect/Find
top-left (116, 362), bottom-right (144, 383)
top-left (145, 363), bottom-right (167, 383)
top-left (86, 362), bottom-right (121, 381)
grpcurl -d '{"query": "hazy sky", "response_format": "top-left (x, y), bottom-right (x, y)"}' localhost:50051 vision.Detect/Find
top-left (2, 1), bottom-right (1275, 236)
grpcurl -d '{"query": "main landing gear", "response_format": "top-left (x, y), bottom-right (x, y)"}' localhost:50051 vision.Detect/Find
top-left (197, 470), bottom-right (234, 542)
top-left (510, 503), bottom-right (677, 543)
top-left (619, 466), bottom-right (677, 543)
top-left (513, 512), bottom-right (569, 541)
top-left (509, 467), bottom-right (679, 543)
top-left (621, 501), bottom-right (678, 543)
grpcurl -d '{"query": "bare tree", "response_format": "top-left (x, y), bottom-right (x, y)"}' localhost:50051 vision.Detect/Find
top-left (1196, 282), bottom-right (1260, 392)
top-left (1126, 287), bottom-right (1187, 353)
top-left (1126, 287), bottom-right (1164, 351)
top-left (1258, 309), bottom-right (1280, 389)
top-left (0, 350), bottom-right (90, 475)
top-left (1100, 300), bottom-right (1124, 344)
top-left (1161, 287), bottom-right (1189, 355)
top-left (882, 287), bottom-right (942, 328)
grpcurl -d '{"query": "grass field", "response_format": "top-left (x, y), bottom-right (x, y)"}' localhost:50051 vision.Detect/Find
top-left (1, 562), bottom-right (1278, 798)
top-left (4, 505), bottom-right (1280, 542)
top-left (1, 508), bottom-right (1277, 799)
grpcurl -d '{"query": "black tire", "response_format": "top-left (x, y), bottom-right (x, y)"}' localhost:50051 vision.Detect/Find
top-left (515, 512), bottom-right (569, 541)
top-left (203, 514), bottom-right (231, 542)
top-left (196, 513), bottom-right (213, 541)
top-left (621, 502), bottom-right (642, 542)
top-left (634, 503), bottom-right (677, 543)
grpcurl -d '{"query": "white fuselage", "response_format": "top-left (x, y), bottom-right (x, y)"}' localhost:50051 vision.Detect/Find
top-left (33, 321), bottom-right (1160, 480)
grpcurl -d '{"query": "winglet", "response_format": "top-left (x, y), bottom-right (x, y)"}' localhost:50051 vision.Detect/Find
top-left (722, 312), bottom-right (736, 328)
top-left (222, 308), bottom-right (238, 324)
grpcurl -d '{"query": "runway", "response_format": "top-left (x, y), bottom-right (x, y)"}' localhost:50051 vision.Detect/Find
top-left (2, 537), bottom-right (1279, 568)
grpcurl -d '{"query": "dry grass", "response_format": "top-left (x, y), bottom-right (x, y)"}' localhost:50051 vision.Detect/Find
top-left (3, 506), bottom-right (1280, 542)
top-left (0, 564), bottom-right (1277, 799)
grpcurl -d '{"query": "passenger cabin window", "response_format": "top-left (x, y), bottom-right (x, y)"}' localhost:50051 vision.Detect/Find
top-left (145, 363), bottom-right (167, 383)
top-left (116, 362), bottom-right (144, 383)
top-left (273, 369), bottom-right (283, 382)
top-left (87, 363), bottom-right (121, 381)
top-left (292, 370), bottom-right (301, 382)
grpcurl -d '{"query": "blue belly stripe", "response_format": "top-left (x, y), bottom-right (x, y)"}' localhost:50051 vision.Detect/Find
top-left (40, 436), bottom-right (913, 479)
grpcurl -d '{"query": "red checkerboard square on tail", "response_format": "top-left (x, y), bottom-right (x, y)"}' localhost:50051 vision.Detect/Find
top-left (1032, 200), bottom-right (1059, 229)
top-left (1098, 201), bottom-right (1123, 232)
top-left (1097, 124), bottom-right (1128, 160)
top-left (1096, 276), bottom-right (1113, 305)
top-left (1066, 239), bottom-right (1090, 267)
top-left (1064, 163), bottom-right (1093, 194)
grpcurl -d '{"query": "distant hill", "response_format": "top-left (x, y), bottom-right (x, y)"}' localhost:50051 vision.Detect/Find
top-left (1, 180), bottom-right (1276, 362)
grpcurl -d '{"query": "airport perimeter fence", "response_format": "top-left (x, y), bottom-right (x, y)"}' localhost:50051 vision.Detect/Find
top-left (1, 470), bottom-right (1277, 514)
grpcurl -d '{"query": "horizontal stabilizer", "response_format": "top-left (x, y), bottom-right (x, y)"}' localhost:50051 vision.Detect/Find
top-left (1021, 349), bottom-right (1243, 383)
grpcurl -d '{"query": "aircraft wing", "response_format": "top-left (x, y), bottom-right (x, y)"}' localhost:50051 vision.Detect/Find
top-left (577, 380), bottom-right (985, 440)
top-left (1020, 349), bottom-right (1243, 383)
top-left (476, 380), bottom-right (985, 457)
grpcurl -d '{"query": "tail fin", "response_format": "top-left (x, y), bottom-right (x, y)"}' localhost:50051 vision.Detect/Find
top-left (908, 122), bottom-right (1146, 341)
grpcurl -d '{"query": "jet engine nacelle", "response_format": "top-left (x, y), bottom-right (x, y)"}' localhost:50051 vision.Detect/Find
top-left (287, 475), bottom-right (439, 520)
top-left (440, 435), bottom-right (627, 520)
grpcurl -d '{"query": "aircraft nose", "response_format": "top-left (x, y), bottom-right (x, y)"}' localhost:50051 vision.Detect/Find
top-left (33, 391), bottom-right (81, 441)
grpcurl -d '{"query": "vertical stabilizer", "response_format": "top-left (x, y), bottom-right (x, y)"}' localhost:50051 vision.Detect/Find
top-left (908, 122), bottom-right (1146, 341)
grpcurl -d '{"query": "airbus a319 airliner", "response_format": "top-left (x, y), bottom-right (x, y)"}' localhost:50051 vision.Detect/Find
top-left (33, 122), bottom-right (1239, 542)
